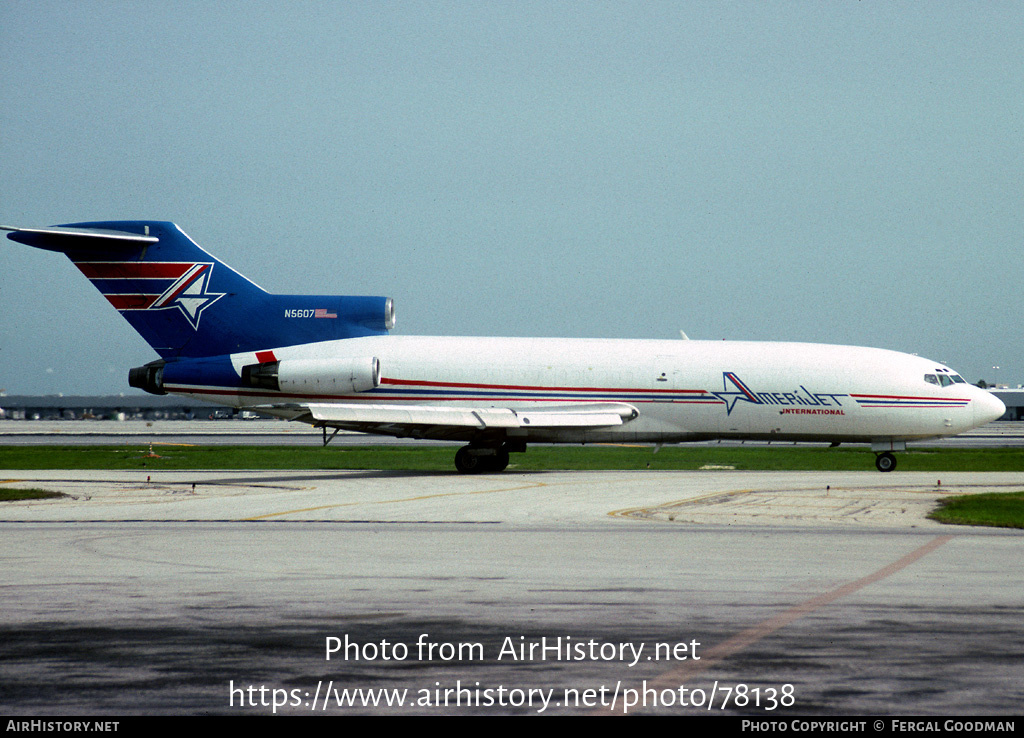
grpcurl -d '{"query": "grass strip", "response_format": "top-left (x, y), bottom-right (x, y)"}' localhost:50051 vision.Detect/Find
top-left (1, 445), bottom-right (1023, 472)
top-left (0, 488), bottom-right (66, 502)
top-left (928, 491), bottom-right (1024, 528)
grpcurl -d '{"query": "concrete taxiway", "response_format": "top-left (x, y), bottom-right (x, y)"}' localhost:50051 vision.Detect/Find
top-left (1, 468), bottom-right (1022, 715)
top-left (3, 419), bottom-right (1023, 446)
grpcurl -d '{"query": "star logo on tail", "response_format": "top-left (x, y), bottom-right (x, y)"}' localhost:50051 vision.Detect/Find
top-left (150, 263), bottom-right (225, 329)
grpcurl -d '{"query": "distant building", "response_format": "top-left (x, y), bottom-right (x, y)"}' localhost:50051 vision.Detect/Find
top-left (990, 389), bottom-right (1024, 421)
top-left (0, 394), bottom-right (224, 421)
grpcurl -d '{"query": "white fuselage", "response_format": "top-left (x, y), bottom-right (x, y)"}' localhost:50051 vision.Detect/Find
top-left (164, 336), bottom-right (1005, 446)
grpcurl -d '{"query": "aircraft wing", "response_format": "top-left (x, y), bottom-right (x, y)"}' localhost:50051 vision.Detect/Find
top-left (290, 401), bottom-right (639, 439)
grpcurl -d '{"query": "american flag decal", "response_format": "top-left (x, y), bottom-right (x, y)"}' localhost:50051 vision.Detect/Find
top-left (315, 308), bottom-right (337, 319)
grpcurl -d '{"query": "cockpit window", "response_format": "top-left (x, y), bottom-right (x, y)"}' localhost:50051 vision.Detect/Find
top-left (924, 374), bottom-right (939, 386)
top-left (926, 372), bottom-right (967, 387)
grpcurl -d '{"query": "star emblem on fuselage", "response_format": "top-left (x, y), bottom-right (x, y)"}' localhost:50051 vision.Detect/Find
top-left (711, 372), bottom-right (763, 415)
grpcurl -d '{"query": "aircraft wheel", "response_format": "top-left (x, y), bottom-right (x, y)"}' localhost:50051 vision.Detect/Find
top-left (875, 452), bottom-right (897, 473)
top-left (491, 446), bottom-right (510, 472)
top-left (454, 445), bottom-right (510, 474)
top-left (455, 446), bottom-right (485, 474)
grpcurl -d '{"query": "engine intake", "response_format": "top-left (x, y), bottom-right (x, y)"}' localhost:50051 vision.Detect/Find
top-left (128, 360), bottom-right (167, 395)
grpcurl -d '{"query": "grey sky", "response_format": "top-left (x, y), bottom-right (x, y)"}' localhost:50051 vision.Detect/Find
top-left (2, 1), bottom-right (1022, 395)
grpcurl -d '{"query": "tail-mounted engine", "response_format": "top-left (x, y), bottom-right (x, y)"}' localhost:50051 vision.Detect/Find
top-left (128, 359), bottom-right (167, 395)
top-left (241, 356), bottom-right (381, 395)
top-left (130, 355), bottom-right (382, 396)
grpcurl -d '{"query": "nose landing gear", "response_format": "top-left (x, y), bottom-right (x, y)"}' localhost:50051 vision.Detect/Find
top-left (874, 452), bottom-right (897, 472)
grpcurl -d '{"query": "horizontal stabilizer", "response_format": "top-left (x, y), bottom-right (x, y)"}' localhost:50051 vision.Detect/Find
top-left (2, 224), bottom-right (159, 250)
top-left (302, 402), bottom-right (638, 430)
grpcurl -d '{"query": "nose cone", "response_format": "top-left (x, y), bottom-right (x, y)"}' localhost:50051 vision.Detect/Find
top-left (974, 390), bottom-right (1006, 426)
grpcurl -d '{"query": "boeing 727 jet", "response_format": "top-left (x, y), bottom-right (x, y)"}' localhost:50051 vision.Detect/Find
top-left (4, 221), bottom-right (1005, 472)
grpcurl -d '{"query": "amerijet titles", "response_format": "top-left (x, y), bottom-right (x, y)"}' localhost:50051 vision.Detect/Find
top-left (711, 372), bottom-right (848, 415)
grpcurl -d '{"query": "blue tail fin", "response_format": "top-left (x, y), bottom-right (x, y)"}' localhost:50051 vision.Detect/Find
top-left (5, 221), bottom-right (394, 359)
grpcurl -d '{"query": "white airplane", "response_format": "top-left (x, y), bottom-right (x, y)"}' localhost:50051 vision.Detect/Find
top-left (4, 221), bottom-right (1005, 473)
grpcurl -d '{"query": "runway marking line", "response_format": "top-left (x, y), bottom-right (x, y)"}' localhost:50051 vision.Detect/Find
top-left (599, 533), bottom-right (955, 715)
top-left (239, 480), bottom-right (549, 520)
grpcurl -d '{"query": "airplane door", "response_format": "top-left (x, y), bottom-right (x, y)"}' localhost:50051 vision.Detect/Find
top-left (652, 357), bottom-right (680, 402)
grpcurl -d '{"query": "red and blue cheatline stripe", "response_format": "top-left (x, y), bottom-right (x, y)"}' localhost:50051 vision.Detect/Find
top-left (368, 377), bottom-right (725, 404)
top-left (850, 394), bottom-right (971, 409)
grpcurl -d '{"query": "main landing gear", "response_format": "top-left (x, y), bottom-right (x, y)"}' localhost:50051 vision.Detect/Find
top-left (874, 452), bottom-right (897, 472)
top-left (454, 443), bottom-right (514, 474)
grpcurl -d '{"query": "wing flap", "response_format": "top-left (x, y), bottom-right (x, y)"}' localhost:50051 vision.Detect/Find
top-left (303, 402), bottom-right (638, 430)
